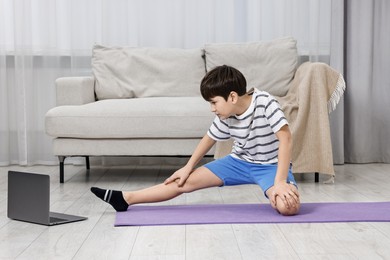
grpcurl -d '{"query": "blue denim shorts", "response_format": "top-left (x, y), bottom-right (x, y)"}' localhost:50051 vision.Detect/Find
top-left (204, 155), bottom-right (297, 197)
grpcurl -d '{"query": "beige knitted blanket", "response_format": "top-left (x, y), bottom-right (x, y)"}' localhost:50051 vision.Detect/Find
top-left (214, 62), bottom-right (346, 181)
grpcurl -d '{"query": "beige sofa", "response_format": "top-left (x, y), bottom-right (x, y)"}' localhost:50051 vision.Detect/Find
top-left (45, 37), bottom-right (344, 183)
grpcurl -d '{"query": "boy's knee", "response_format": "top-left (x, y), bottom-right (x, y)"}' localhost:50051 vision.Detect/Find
top-left (276, 201), bottom-right (300, 216)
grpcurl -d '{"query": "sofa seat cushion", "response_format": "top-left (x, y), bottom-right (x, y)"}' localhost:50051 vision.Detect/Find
top-left (45, 97), bottom-right (214, 139)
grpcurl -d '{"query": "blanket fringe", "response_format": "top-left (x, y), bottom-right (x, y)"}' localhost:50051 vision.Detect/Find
top-left (327, 74), bottom-right (346, 113)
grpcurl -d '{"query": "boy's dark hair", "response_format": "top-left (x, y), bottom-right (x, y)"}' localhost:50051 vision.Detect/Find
top-left (200, 65), bottom-right (247, 101)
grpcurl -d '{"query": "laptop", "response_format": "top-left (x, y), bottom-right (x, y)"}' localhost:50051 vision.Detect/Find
top-left (7, 171), bottom-right (87, 226)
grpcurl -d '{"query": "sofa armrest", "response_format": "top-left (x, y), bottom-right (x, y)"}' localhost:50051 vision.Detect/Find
top-left (56, 77), bottom-right (96, 106)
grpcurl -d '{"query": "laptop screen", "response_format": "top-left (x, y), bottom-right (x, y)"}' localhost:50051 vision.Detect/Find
top-left (8, 171), bottom-right (50, 224)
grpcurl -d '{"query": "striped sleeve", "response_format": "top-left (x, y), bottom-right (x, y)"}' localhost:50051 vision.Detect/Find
top-left (264, 94), bottom-right (288, 133)
top-left (207, 116), bottom-right (231, 141)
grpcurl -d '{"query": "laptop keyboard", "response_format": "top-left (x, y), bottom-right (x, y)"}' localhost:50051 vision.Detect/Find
top-left (50, 217), bottom-right (66, 223)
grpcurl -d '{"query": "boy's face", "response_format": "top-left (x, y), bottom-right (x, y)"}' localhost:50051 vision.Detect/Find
top-left (208, 95), bottom-right (234, 120)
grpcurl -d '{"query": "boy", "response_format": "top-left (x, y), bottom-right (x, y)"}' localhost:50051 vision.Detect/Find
top-left (91, 65), bottom-right (300, 216)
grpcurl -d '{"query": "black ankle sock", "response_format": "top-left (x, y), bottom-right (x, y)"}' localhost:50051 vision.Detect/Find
top-left (90, 187), bottom-right (129, 212)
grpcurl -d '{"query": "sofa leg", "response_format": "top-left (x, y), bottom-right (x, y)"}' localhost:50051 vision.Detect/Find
top-left (85, 156), bottom-right (90, 170)
top-left (315, 172), bottom-right (319, 183)
top-left (59, 156), bottom-right (66, 183)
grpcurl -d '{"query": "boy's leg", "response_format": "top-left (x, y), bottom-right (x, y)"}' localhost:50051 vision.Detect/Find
top-left (91, 166), bottom-right (223, 211)
top-left (124, 166), bottom-right (222, 204)
top-left (266, 184), bottom-right (300, 216)
top-left (250, 163), bottom-right (300, 216)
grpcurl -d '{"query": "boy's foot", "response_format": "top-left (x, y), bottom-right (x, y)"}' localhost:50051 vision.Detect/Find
top-left (90, 187), bottom-right (129, 212)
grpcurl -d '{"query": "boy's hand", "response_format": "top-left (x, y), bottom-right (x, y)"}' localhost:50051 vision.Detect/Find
top-left (164, 165), bottom-right (193, 187)
top-left (270, 182), bottom-right (299, 209)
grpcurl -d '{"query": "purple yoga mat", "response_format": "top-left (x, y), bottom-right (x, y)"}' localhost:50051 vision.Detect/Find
top-left (114, 202), bottom-right (390, 226)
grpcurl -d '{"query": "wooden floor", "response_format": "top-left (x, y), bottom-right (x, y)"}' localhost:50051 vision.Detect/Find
top-left (1, 162), bottom-right (390, 259)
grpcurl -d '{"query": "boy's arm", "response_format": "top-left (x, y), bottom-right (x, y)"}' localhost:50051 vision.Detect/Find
top-left (274, 125), bottom-right (292, 183)
top-left (164, 134), bottom-right (216, 186)
top-left (271, 125), bottom-right (299, 206)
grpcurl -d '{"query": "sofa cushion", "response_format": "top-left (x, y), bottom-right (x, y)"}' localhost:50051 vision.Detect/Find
top-left (45, 97), bottom-right (214, 139)
top-left (204, 37), bottom-right (298, 97)
top-left (92, 45), bottom-right (206, 100)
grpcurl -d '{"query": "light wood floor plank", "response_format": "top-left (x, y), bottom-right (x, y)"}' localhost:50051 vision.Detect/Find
top-left (232, 224), bottom-right (300, 260)
top-left (186, 224), bottom-right (242, 260)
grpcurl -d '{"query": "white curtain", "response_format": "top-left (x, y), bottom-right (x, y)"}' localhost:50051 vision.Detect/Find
top-left (0, 0), bottom-right (334, 166)
top-left (343, 0), bottom-right (390, 163)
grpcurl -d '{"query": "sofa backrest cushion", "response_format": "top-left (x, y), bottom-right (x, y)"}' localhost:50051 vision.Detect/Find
top-left (92, 45), bottom-right (206, 100)
top-left (204, 37), bottom-right (298, 97)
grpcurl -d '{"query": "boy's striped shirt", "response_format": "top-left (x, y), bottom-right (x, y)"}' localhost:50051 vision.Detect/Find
top-left (207, 88), bottom-right (288, 164)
